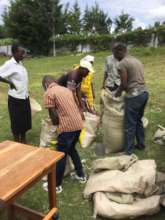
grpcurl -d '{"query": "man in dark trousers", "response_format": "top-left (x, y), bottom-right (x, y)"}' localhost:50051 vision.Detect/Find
top-left (114, 43), bottom-right (149, 155)
top-left (42, 75), bottom-right (86, 193)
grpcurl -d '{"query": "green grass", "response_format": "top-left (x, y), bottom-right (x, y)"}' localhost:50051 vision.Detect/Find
top-left (0, 47), bottom-right (165, 220)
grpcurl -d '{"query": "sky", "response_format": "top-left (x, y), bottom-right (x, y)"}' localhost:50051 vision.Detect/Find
top-left (0, 0), bottom-right (165, 29)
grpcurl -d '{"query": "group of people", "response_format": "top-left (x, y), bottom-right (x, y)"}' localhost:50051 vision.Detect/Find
top-left (0, 42), bottom-right (149, 193)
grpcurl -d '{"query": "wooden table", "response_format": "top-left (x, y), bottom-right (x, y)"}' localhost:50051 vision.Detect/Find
top-left (0, 140), bottom-right (64, 220)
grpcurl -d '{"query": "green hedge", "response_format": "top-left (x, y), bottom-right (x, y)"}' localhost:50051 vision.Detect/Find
top-left (54, 34), bottom-right (113, 51)
top-left (54, 26), bottom-right (165, 51)
top-left (1, 26), bottom-right (165, 53)
top-left (0, 38), bottom-right (17, 46)
top-left (115, 26), bottom-right (165, 46)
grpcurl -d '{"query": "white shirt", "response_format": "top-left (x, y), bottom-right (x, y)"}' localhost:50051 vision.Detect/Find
top-left (0, 57), bottom-right (29, 99)
top-left (104, 55), bottom-right (120, 88)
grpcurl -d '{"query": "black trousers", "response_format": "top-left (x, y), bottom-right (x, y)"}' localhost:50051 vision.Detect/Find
top-left (8, 96), bottom-right (32, 135)
top-left (56, 130), bottom-right (84, 186)
top-left (124, 91), bottom-right (149, 154)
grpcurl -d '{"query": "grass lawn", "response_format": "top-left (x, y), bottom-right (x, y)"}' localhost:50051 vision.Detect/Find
top-left (0, 47), bottom-right (165, 220)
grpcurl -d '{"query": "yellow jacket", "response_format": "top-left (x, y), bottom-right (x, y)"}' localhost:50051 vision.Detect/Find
top-left (74, 64), bottom-right (94, 108)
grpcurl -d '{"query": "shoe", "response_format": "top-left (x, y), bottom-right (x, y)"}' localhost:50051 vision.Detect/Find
top-left (43, 182), bottom-right (48, 192)
top-left (114, 151), bottom-right (126, 156)
top-left (42, 176), bottom-right (47, 182)
top-left (56, 185), bottom-right (63, 194)
top-left (42, 182), bottom-right (63, 194)
top-left (70, 172), bottom-right (87, 183)
top-left (135, 144), bottom-right (145, 150)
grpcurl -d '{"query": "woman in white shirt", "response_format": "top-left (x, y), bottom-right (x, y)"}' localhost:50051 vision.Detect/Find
top-left (0, 44), bottom-right (31, 143)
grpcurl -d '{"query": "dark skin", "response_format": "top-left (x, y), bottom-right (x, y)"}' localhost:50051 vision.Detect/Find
top-left (0, 47), bottom-right (25, 90)
top-left (115, 69), bottom-right (128, 97)
top-left (0, 76), bottom-right (17, 90)
top-left (102, 72), bottom-right (108, 89)
top-left (3, 47), bottom-right (27, 143)
top-left (42, 76), bottom-right (59, 126)
top-left (66, 67), bottom-right (89, 118)
top-left (15, 47), bottom-right (27, 143)
top-left (77, 62), bottom-right (96, 113)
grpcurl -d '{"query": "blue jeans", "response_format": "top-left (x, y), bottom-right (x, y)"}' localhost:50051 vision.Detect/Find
top-left (124, 91), bottom-right (149, 155)
top-left (56, 130), bottom-right (84, 186)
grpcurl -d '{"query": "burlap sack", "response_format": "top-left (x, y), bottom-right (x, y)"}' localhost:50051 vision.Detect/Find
top-left (160, 195), bottom-right (165, 207)
top-left (39, 118), bottom-right (57, 147)
top-left (84, 160), bottom-right (157, 198)
top-left (142, 117), bottom-right (149, 128)
top-left (64, 156), bottom-right (75, 177)
top-left (153, 125), bottom-right (165, 146)
top-left (79, 112), bottom-right (100, 148)
top-left (106, 192), bottom-right (134, 204)
top-left (93, 192), bottom-right (160, 219)
top-left (30, 97), bottom-right (42, 115)
top-left (101, 89), bottom-right (124, 154)
top-left (91, 154), bottom-right (138, 173)
top-left (101, 89), bottom-right (124, 113)
top-left (101, 89), bottom-right (148, 153)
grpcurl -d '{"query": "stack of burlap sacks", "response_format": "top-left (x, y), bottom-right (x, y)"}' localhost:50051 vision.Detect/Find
top-left (84, 155), bottom-right (165, 219)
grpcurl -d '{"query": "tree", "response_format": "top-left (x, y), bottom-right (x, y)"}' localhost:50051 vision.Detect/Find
top-left (134, 26), bottom-right (143, 31)
top-left (0, 25), bottom-right (7, 38)
top-left (154, 21), bottom-right (161, 28)
top-left (83, 3), bottom-right (112, 34)
top-left (114, 11), bottom-right (134, 33)
top-left (66, 1), bottom-right (81, 34)
top-left (3, 0), bottom-right (65, 55)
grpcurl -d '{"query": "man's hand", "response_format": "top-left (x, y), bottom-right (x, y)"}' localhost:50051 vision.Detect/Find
top-left (114, 89), bottom-right (122, 97)
top-left (9, 81), bottom-right (17, 90)
top-left (88, 107), bottom-right (99, 116)
top-left (79, 107), bottom-right (85, 120)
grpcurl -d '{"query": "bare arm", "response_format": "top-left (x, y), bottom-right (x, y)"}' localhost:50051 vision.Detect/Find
top-left (115, 69), bottom-right (128, 97)
top-left (103, 57), bottom-right (109, 88)
top-left (48, 108), bottom-right (59, 125)
top-left (76, 85), bottom-right (84, 109)
top-left (102, 72), bottom-right (108, 88)
top-left (0, 76), bottom-right (17, 90)
top-left (91, 82), bottom-right (95, 99)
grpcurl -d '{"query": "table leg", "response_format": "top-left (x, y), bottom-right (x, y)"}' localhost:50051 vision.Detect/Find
top-left (7, 204), bottom-right (15, 220)
top-left (48, 166), bottom-right (56, 209)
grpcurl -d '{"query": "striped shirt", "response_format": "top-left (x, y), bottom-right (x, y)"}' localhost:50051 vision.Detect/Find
top-left (44, 83), bottom-right (83, 134)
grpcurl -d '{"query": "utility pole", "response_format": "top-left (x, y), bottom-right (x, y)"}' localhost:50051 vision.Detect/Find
top-left (52, 0), bottom-right (56, 56)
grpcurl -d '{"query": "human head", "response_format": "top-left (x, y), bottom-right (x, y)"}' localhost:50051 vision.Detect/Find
top-left (79, 59), bottom-right (94, 77)
top-left (78, 67), bottom-right (89, 78)
top-left (82, 55), bottom-right (95, 65)
top-left (12, 44), bottom-right (26, 62)
top-left (112, 42), bottom-right (127, 61)
top-left (42, 75), bottom-right (56, 90)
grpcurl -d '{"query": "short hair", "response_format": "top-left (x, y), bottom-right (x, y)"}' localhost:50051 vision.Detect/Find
top-left (112, 42), bottom-right (127, 51)
top-left (42, 75), bottom-right (56, 89)
top-left (11, 44), bottom-right (25, 54)
top-left (11, 44), bottom-right (20, 54)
